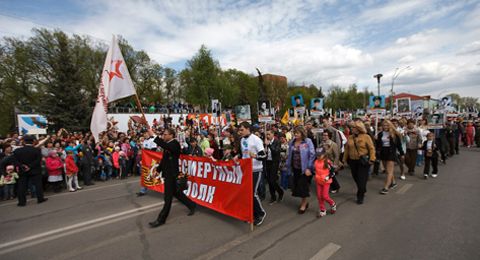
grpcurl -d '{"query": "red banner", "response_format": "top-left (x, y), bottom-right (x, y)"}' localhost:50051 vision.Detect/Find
top-left (141, 150), bottom-right (253, 223)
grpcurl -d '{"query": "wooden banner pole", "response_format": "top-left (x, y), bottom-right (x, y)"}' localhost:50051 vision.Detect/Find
top-left (133, 94), bottom-right (150, 128)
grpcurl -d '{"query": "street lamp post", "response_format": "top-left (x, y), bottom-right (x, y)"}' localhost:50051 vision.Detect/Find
top-left (390, 66), bottom-right (411, 115)
top-left (373, 74), bottom-right (383, 96)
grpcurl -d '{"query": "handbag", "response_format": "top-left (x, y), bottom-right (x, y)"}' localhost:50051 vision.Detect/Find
top-left (353, 137), bottom-right (370, 166)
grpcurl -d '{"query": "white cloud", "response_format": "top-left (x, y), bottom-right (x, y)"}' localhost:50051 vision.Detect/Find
top-left (398, 55), bottom-right (416, 63)
top-left (0, 14), bottom-right (36, 40)
top-left (0, 0), bottom-right (479, 98)
top-left (357, 0), bottom-right (433, 24)
top-left (457, 41), bottom-right (480, 55)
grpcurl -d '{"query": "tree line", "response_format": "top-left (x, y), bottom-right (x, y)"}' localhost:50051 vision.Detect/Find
top-left (1, 28), bottom-right (477, 135)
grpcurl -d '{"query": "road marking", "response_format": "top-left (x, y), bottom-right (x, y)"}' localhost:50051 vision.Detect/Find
top-left (194, 217), bottom-right (286, 260)
top-left (0, 201), bottom-right (164, 255)
top-left (0, 179), bottom-right (139, 207)
top-left (310, 243), bottom-right (341, 260)
top-left (197, 199), bottom-right (351, 260)
top-left (50, 230), bottom-right (139, 260)
top-left (396, 184), bottom-right (413, 194)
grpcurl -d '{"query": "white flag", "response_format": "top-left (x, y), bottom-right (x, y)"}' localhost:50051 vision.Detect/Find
top-left (90, 35), bottom-right (137, 142)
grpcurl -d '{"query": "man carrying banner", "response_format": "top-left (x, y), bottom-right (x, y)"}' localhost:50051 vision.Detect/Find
top-left (235, 122), bottom-right (267, 226)
top-left (147, 128), bottom-right (196, 228)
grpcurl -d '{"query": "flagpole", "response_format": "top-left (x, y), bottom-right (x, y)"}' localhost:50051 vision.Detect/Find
top-left (133, 94), bottom-right (150, 128)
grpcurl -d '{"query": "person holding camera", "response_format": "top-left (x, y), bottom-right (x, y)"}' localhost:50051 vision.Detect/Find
top-left (343, 121), bottom-right (376, 204)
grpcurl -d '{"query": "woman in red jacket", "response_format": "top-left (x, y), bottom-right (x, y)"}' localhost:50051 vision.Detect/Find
top-left (45, 151), bottom-right (64, 193)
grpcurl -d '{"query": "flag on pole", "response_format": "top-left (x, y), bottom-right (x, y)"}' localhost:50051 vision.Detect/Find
top-left (280, 110), bottom-right (289, 125)
top-left (90, 35), bottom-right (137, 142)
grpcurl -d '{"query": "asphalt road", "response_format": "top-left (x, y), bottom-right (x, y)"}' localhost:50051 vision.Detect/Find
top-left (1, 147), bottom-right (479, 260)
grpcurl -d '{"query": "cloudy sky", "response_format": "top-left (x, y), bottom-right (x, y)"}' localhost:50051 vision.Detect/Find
top-left (1, 0), bottom-right (479, 98)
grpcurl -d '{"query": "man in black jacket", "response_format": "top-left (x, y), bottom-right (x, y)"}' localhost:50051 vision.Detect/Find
top-left (13, 135), bottom-right (48, 206)
top-left (80, 138), bottom-right (95, 185)
top-left (148, 128), bottom-right (196, 228)
top-left (265, 130), bottom-right (284, 204)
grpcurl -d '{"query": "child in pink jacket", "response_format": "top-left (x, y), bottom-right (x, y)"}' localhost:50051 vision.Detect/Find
top-left (465, 122), bottom-right (476, 148)
top-left (112, 146), bottom-right (121, 179)
top-left (314, 149), bottom-right (336, 218)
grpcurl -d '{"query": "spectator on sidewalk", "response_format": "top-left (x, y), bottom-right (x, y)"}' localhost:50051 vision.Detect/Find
top-left (45, 150), bottom-right (64, 193)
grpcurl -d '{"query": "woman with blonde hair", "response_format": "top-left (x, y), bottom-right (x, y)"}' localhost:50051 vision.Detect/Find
top-left (343, 121), bottom-right (376, 204)
top-left (376, 120), bottom-right (405, 194)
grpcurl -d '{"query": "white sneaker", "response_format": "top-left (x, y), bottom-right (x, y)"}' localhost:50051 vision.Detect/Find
top-left (330, 204), bottom-right (337, 214)
top-left (317, 210), bottom-right (327, 218)
top-left (400, 175), bottom-right (406, 180)
top-left (424, 174), bottom-right (428, 179)
top-left (431, 174), bottom-right (438, 178)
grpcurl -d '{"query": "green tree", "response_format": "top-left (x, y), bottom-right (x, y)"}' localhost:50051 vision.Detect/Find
top-left (0, 28), bottom-right (179, 135)
top-left (118, 38), bottom-right (165, 105)
top-left (223, 69), bottom-right (256, 107)
top-left (0, 37), bottom-right (37, 134)
top-left (316, 85), bottom-right (325, 98)
top-left (324, 84), bottom-right (372, 111)
top-left (29, 29), bottom-right (91, 131)
top-left (163, 67), bottom-right (177, 102)
top-left (264, 75), bottom-right (289, 111)
top-left (180, 45), bottom-right (228, 110)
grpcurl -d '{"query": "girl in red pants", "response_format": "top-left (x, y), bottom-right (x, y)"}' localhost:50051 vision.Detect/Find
top-left (465, 122), bottom-right (476, 148)
top-left (314, 150), bottom-right (336, 218)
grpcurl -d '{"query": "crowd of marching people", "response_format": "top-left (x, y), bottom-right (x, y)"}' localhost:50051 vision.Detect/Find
top-left (0, 115), bottom-right (479, 225)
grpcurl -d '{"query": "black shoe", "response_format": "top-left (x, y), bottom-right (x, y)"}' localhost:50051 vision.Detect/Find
top-left (389, 182), bottom-right (398, 190)
top-left (17, 203), bottom-right (26, 207)
top-left (149, 220), bottom-right (165, 228)
top-left (254, 212), bottom-right (266, 226)
top-left (136, 192), bottom-right (146, 197)
top-left (269, 198), bottom-right (277, 205)
top-left (298, 203), bottom-right (309, 214)
top-left (277, 192), bottom-right (284, 202)
top-left (38, 198), bottom-right (48, 204)
top-left (188, 204), bottom-right (196, 216)
top-left (380, 188), bottom-right (389, 195)
top-left (356, 199), bottom-right (364, 205)
top-left (330, 189), bottom-right (339, 194)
